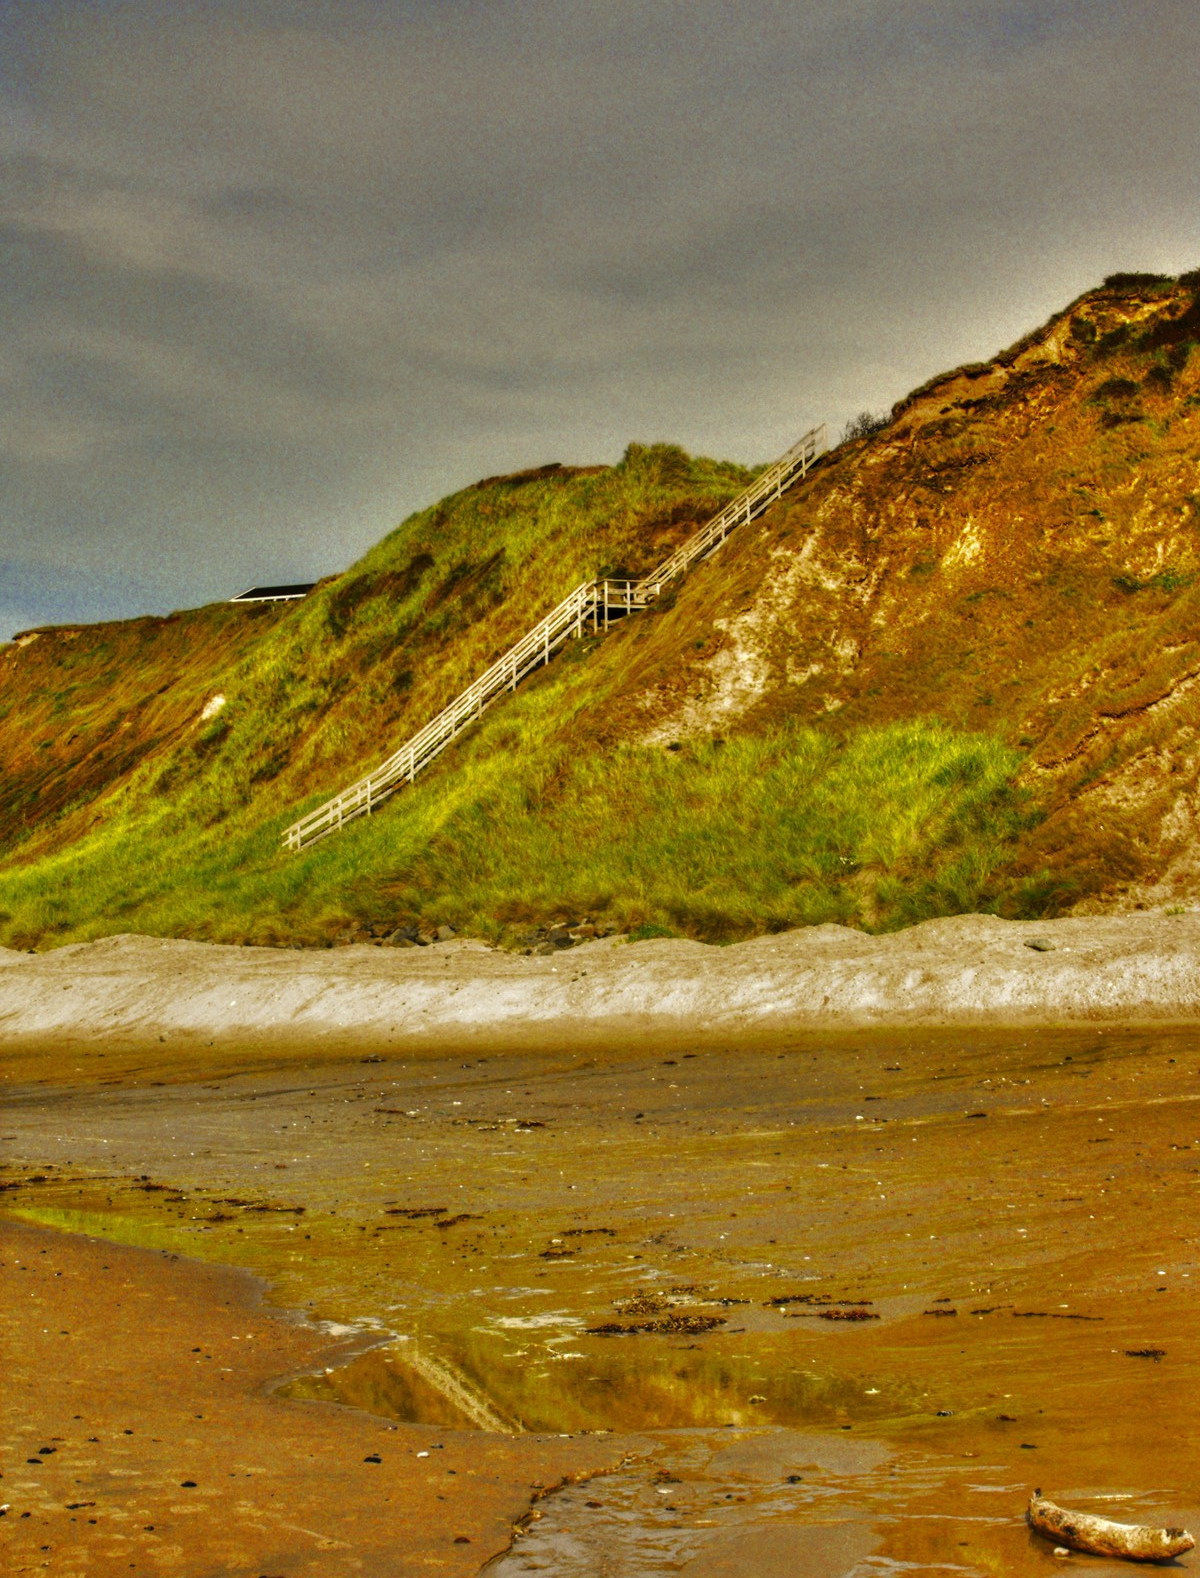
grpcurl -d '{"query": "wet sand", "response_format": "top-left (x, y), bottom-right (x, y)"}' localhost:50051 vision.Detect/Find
top-left (3, 1015), bottom-right (1199, 1574)
top-left (0, 1218), bottom-right (630, 1577)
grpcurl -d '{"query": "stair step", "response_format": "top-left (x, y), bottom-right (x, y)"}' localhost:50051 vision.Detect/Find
top-left (282, 424), bottom-right (825, 851)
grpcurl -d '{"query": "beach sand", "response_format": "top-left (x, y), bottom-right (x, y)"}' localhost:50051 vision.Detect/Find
top-left (2, 912), bottom-right (1199, 1080)
top-left (1, 1218), bottom-right (631, 1577)
top-left (3, 914), bottom-right (1199, 1574)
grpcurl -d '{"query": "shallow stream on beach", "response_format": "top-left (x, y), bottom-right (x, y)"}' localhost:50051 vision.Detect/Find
top-left (4, 1024), bottom-right (1199, 1573)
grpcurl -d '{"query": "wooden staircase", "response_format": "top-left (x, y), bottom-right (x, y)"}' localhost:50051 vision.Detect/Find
top-left (282, 423), bottom-right (826, 851)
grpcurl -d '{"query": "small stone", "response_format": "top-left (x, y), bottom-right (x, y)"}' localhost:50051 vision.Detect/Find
top-left (180, 1480), bottom-right (197, 1488)
top-left (1025, 938), bottom-right (1055, 952)
top-left (453, 1535), bottom-right (471, 1543)
top-left (363, 1453), bottom-right (382, 1464)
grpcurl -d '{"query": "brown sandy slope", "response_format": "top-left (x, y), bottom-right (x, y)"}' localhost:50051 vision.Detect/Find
top-left (613, 274), bottom-right (1200, 912)
top-left (0, 603), bottom-right (290, 851)
top-left (1, 912), bottom-right (1198, 1075)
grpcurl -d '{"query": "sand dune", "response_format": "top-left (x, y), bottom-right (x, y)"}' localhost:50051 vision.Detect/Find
top-left (2, 912), bottom-right (1197, 1052)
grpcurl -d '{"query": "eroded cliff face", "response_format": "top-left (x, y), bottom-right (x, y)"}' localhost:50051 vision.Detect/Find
top-left (3, 276), bottom-right (1198, 945)
top-left (614, 276), bottom-right (1200, 911)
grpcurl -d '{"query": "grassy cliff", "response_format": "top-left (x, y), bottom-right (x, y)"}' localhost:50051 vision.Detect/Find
top-left (3, 273), bottom-right (1199, 949)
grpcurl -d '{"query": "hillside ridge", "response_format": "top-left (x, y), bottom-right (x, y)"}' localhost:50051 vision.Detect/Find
top-left (2, 270), bottom-right (1199, 949)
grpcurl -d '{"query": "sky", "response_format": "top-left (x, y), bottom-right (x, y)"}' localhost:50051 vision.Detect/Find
top-left (2, 0), bottom-right (1199, 639)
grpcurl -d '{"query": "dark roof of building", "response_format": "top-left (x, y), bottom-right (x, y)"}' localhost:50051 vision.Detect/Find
top-left (229, 583), bottom-right (316, 603)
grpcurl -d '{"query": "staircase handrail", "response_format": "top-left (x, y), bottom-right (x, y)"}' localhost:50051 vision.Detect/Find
top-left (633, 423), bottom-right (824, 596)
top-left (283, 579), bottom-right (642, 849)
top-left (282, 424), bottom-right (825, 850)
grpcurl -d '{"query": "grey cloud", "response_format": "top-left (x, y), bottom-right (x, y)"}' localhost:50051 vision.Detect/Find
top-left (2, 0), bottom-right (1199, 636)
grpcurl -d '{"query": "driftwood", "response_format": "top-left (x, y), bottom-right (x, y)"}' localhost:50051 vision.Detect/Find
top-left (1028, 1491), bottom-right (1195, 1563)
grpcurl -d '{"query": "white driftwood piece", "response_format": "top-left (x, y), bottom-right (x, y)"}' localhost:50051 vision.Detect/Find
top-left (1028, 1491), bottom-right (1195, 1563)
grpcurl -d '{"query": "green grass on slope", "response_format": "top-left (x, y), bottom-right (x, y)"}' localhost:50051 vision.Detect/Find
top-left (0, 442), bottom-right (1051, 950)
top-left (2, 443), bottom-right (755, 867)
top-left (0, 701), bottom-right (1042, 948)
top-left (0, 603), bottom-right (288, 855)
top-left (374, 717), bottom-right (1042, 939)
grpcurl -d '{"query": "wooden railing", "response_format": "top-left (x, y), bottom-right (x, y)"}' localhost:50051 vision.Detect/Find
top-left (282, 424), bottom-right (825, 851)
top-left (282, 579), bottom-right (647, 851)
top-left (633, 424), bottom-right (826, 597)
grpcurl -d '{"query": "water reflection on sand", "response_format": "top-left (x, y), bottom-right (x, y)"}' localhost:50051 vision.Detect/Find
top-left (4, 1024), bottom-right (1199, 1572)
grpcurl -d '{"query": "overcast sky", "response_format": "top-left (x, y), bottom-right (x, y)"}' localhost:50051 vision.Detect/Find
top-left (2, 0), bottom-right (1198, 638)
